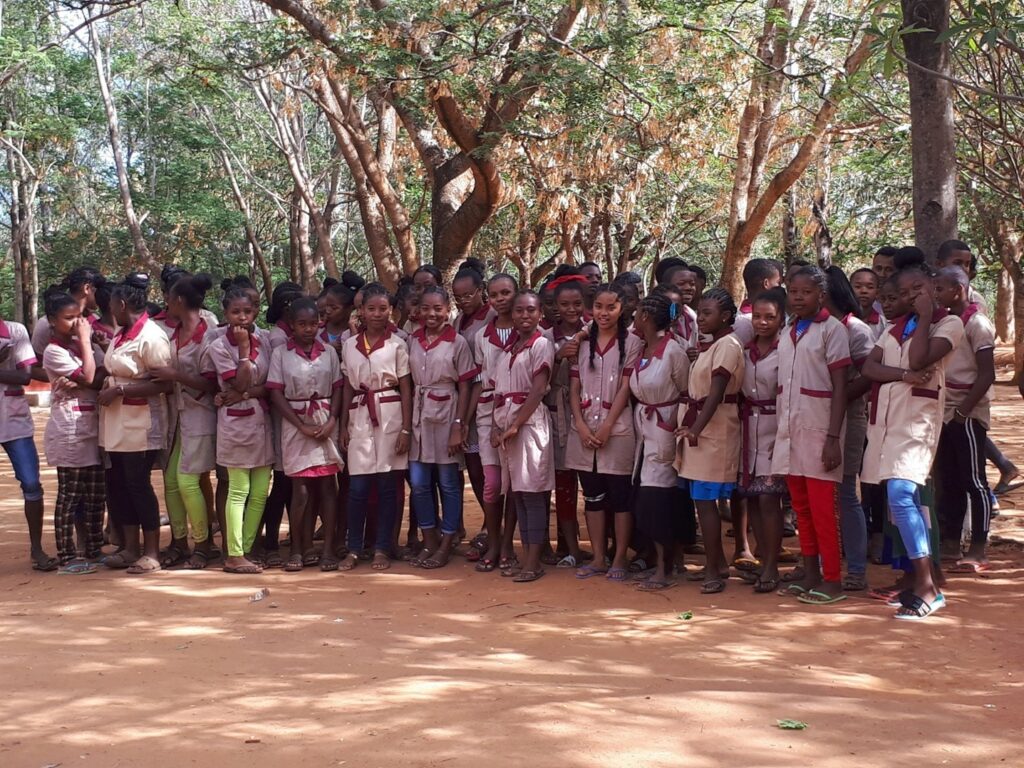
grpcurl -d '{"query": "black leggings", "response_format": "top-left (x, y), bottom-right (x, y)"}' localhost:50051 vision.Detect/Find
top-left (262, 470), bottom-right (292, 551)
top-left (106, 451), bottom-right (160, 532)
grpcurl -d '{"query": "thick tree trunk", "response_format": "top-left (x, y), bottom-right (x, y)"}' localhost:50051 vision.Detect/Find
top-left (88, 21), bottom-right (153, 271)
top-left (901, 0), bottom-right (957, 259)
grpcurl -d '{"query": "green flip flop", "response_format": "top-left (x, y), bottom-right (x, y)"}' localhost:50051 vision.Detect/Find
top-left (797, 589), bottom-right (847, 605)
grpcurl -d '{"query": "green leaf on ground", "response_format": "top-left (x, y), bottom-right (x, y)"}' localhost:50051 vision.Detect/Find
top-left (777, 719), bottom-right (808, 730)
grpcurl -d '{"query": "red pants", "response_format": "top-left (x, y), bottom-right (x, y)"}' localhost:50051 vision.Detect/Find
top-left (786, 475), bottom-right (842, 582)
top-left (555, 470), bottom-right (578, 522)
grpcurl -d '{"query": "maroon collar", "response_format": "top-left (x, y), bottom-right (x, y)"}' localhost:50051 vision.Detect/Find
top-left (413, 324), bottom-right (456, 351)
top-left (287, 337), bottom-right (326, 361)
top-left (745, 337), bottom-right (778, 364)
top-left (638, 333), bottom-right (672, 369)
top-left (459, 304), bottom-right (491, 331)
top-left (553, 320), bottom-right (584, 342)
top-left (483, 320), bottom-right (516, 350)
top-left (113, 313), bottom-right (149, 348)
top-left (739, 299), bottom-right (753, 314)
top-left (865, 308), bottom-right (881, 324)
top-left (592, 333), bottom-right (619, 357)
top-left (171, 318), bottom-right (208, 348)
top-left (0, 319), bottom-right (9, 339)
top-left (960, 303), bottom-right (980, 325)
top-left (509, 329), bottom-right (542, 366)
top-left (355, 328), bottom-right (393, 359)
top-left (789, 308), bottom-right (830, 343)
top-left (275, 320), bottom-right (292, 335)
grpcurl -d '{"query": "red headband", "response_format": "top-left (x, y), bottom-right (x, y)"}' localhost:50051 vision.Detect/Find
top-left (545, 275), bottom-right (588, 293)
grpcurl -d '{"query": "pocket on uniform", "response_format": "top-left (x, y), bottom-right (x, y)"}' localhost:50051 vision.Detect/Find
top-left (421, 391), bottom-right (452, 423)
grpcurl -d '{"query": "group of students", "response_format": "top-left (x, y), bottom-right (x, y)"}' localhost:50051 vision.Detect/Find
top-left (0, 242), bottom-right (1004, 620)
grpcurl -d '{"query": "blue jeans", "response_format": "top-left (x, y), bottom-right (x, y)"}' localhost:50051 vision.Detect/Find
top-left (347, 471), bottom-right (399, 553)
top-left (409, 461), bottom-right (463, 535)
top-left (2, 436), bottom-right (43, 501)
top-left (886, 478), bottom-right (929, 560)
top-left (839, 474), bottom-right (867, 576)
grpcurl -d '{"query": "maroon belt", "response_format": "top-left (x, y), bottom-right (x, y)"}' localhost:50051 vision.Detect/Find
top-left (494, 391), bottom-right (528, 408)
top-left (351, 386), bottom-right (400, 427)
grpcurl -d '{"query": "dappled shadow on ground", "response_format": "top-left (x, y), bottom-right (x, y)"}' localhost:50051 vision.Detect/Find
top-left (1, 391), bottom-right (1023, 766)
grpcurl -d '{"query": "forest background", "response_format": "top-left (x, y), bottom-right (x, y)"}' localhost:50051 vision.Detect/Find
top-left (2, 0), bottom-right (1023, 361)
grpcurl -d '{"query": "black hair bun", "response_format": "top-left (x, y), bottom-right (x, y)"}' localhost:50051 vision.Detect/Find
top-left (342, 270), bottom-right (366, 291)
top-left (192, 273), bottom-right (214, 293)
top-left (126, 273), bottom-right (151, 290)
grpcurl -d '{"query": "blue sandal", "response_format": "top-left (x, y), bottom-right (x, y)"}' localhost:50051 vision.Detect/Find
top-left (575, 564), bottom-right (608, 579)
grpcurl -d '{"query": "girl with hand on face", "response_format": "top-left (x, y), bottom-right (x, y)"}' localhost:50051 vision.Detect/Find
top-left (628, 289), bottom-right (691, 591)
top-left (676, 289), bottom-right (745, 595)
top-left (469, 274), bottom-right (519, 573)
top-left (339, 284), bottom-right (413, 572)
top-left (152, 274), bottom-right (219, 570)
top-left (267, 297), bottom-right (345, 572)
top-left (406, 286), bottom-right (477, 569)
top-left (862, 266), bottom-right (963, 620)
top-left (205, 286), bottom-right (275, 574)
top-left (492, 291), bottom-right (556, 583)
top-left (98, 274), bottom-right (174, 574)
top-left (568, 283), bottom-right (643, 582)
top-left (42, 290), bottom-right (106, 574)
top-left (543, 275), bottom-right (591, 568)
top-left (737, 288), bottom-right (787, 593)
top-left (772, 266), bottom-right (852, 606)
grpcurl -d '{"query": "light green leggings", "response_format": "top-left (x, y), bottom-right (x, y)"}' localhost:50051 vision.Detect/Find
top-left (226, 466), bottom-right (272, 557)
top-left (164, 430), bottom-right (209, 544)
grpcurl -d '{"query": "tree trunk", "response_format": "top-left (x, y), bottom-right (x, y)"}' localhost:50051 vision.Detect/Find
top-left (901, 0), bottom-right (957, 259)
top-left (88, 20), bottom-right (154, 271)
top-left (995, 264), bottom-right (1014, 343)
top-left (782, 188), bottom-right (799, 267)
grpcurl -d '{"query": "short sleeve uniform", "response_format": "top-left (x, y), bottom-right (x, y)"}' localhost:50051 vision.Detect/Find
top-left (266, 340), bottom-right (344, 477)
top-left (732, 309), bottom-right (755, 346)
top-left (771, 310), bottom-right (852, 483)
top-left (565, 332), bottom-right (643, 475)
top-left (493, 331), bottom-right (555, 493)
top-left (861, 313), bottom-right (964, 485)
top-left (340, 331), bottom-right (409, 475)
top-left (99, 314), bottom-right (172, 454)
top-left (0, 320), bottom-right (38, 443)
top-left (678, 334), bottom-right (744, 483)
top-left (205, 328), bottom-right (275, 469)
top-left (943, 305), bottom-right (995, 428)
top-left (841, 314), bottom-right (875, 475)
top-left (629, 334), bottom-right (689, 488)
top-left (670, 306), bottom-right (700, 354)
top-left (168, 320), bottom-right (218, 473)
top-left (408, 325), bottom-right (477, 465)
top-left (472, 321), bottom-right (514, 467)
top-left (739, 338), bottom-right (780, 485)
top-left (43, 339), bottom-right (104, 467)
top-left (543, 323), bottom-right (585, 469)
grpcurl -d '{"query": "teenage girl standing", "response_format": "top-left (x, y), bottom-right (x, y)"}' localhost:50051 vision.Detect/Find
top-left (772, 266), bottom-right (851, 605)
top-left (339, 283), bottom-right (413, 572)
top-left (205, 286), bottom-right (275, 574)
top-left (862, 266), bottom-right (963, 620)
top-left (98, 274), bottom-right (173, 574)
top-left (568, 283), bottom-right (642, 581)
top-left (407, 285), bottom-right (476, 568)
top-left (738, 287), bottom-right (787, 592)
top-left (470, 274), bottom-right (518, 572)
top-left (42, 292), bottom-right (106, 573)
top-left (677, 288), bottom-right (745, 595)
top-left (267, 297), bottom-right (345, 571)
top-left (492, 291), bottom-right (555, 583)
top-left (629, 289), bottom-right (690, 591)
top-left (153, 274), bottom-right (218, 569)
top-left (544, 275), bottom-right (589, 566)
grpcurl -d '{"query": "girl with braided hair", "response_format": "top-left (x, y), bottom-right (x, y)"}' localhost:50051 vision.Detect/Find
top-left (567, 283), bottom-right (643, 581)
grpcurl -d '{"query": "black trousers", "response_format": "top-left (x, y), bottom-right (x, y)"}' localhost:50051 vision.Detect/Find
top-left (935, 418), bottom-right (992, 545)
top-left (106, 451), bottom-right (160, 532)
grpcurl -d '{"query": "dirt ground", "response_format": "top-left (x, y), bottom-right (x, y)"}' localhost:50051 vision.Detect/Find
top-left (2, 388), bottom-right (1023, 768)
